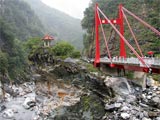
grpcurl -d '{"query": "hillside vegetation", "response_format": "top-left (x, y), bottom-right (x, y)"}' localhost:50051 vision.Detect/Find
top-left (0, 0), bottom-right (45, 41)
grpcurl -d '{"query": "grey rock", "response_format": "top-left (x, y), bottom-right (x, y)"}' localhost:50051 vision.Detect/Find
top-left (152, 96), bottom-right (160, 104)
top-left (105, 103), bottom-right (122, 110)
top-left (32, 74), bottom-right (41, 80)
top-left (143, 111), bottom-right (148, 117)
top-left (126, 95), bottom-right (136, 103)
top-left (35, 95), bottom-right (45, 103)
top-left (139, 112), bottom-right (144, 119)
top-left (131, 116), bottom-right (139, 120)
top-left (0, 105), bottom-right (6, 112)
top-left (139, 103), bottom-right (149, 108)
top-left (116, 96), bottom-right (124, 103)
top-left (142, 117), bottom-right (151, 120)
top-left (3, 85), bottom-right (13, 95)
top-left (120, 106), bottom-right (130, 111)
top-left (64, 57), bottom-right (76, 64)
top-left (131, 110), bottom-right (137, 115)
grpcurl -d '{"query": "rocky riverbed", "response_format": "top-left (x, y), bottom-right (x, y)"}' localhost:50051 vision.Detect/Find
top-left (0, 58), bottom-right (160, 120)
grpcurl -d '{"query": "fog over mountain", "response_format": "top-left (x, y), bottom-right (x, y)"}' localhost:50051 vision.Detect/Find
top-left (23, 0), bottom-right (84, 49)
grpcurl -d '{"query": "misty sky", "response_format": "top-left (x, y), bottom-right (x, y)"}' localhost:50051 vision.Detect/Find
top-left (41, 0), bottom-right (91, 19)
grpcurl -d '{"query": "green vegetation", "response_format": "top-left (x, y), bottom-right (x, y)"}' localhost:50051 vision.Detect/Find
top-left (125, 71), bottom-right (134, 79)
top-left (70, 50), bottom-right (81, 58)
top-left (52, 41), bottom-right (81, 59)
top-left (0, 18), bottom-right (27, 79)
top-left (152, 74), bottom-right (160, 83)
top-left (86, 64), bottom-right (99, 72)
top-left (1, 0), bottom-right (44, 41)
top-left (24, 37), bottom-right (43, 52)
top-left (0, 51), bottom-right (8, 76)
top-left (52, 41), bottom-right (74, 57)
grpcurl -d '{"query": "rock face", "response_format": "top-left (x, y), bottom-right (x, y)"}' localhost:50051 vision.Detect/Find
top-left (38, 59), bottom-right (114, 120)
top-left (52, 93), bottom-right (106, 120)
top-left (104, 77), bottom-right (132, 95)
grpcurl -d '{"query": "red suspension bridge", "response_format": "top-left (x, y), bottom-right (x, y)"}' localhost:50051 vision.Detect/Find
top-left (92, 4), bottom-right (160, 74)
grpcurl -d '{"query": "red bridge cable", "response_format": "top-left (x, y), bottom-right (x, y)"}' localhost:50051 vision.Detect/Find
top-left (97, 7), bottom-right (150, 68)
top-left (122, 7), bottom-right (160, 36)
top-left (97, 10), bottom-right (112, 63)
top-left (122, 10), bottom-right (144, 57)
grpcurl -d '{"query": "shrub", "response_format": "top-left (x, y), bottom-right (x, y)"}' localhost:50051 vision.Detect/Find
top-left (0, 51), bottom-right (8, 75)
top-left (70, 50), bottom-right (81, 58)
top-left (52, 41), bottom-right (74, 57)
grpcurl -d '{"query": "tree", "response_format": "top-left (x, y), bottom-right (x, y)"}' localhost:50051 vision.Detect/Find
top-left (0, 51), bottom-right (8, 76)
top-left (70, 50), bottom-right (81, 58)
top-left (24, 37), bottom-right (43, 51)
top-left (52, 41), bottom-right (74, 57)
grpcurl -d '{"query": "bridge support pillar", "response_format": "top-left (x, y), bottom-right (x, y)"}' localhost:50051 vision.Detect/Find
top-left (142, 73), bottom-right (147, 90)
top-left (133, 71), bottom-right (148, 89)
top-left (119, 4), bottom-right (126, 58)
top-left (94, 3), bottom-right (100, 67)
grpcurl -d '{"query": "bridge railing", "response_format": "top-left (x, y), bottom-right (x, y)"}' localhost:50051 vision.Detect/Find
top-left (100, 57), bottom-right (160, 67)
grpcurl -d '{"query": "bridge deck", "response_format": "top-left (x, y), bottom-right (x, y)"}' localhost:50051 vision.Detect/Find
top-left (90, 57), bottom-right (160, 74)
top-left (100, 57), bottom-right (160, 68)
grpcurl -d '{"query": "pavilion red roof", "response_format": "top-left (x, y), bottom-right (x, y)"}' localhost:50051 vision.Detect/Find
top-left (42, 35), bottom-right (54, 41)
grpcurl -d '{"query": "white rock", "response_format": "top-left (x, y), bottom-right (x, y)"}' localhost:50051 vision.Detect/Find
top-left (146, 95), bottom-right (152, 99)
top-left (33, 115), bottom-right (40, 120)
top-left (142, 117), bottom-right (151, 120)
top-left (121, 113), bottom-right (130, 119)
top-left (105, 103), bottom-right (122, 110)
top-left (142, 94), bottom-right (146, 99)
top-left (23, 97), bottom-right (35, 109)
top-left (2, 109), bottom-right (14, 119)
top-left (104, 76), bottom-right (110, 83)
top-left (156, 117), bottom-right (160, 120)
top-left (121, 106), bottom-right (130, 111)
top-left (5, 93), bottom-right (11, 101)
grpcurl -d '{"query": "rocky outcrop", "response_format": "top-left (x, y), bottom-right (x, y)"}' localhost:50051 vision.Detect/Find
top-left (103, 86), bottom-right (160, 120)
top-left (1, 57), bottom-right (159, 120)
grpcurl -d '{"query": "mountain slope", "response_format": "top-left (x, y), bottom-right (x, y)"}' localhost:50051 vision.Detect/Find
top-left (0, 0), bottom-right (45, 41)
top-left (0, 0), bottom-right (46, 79)
top-left (23, 0), bottom-right (83, 49)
